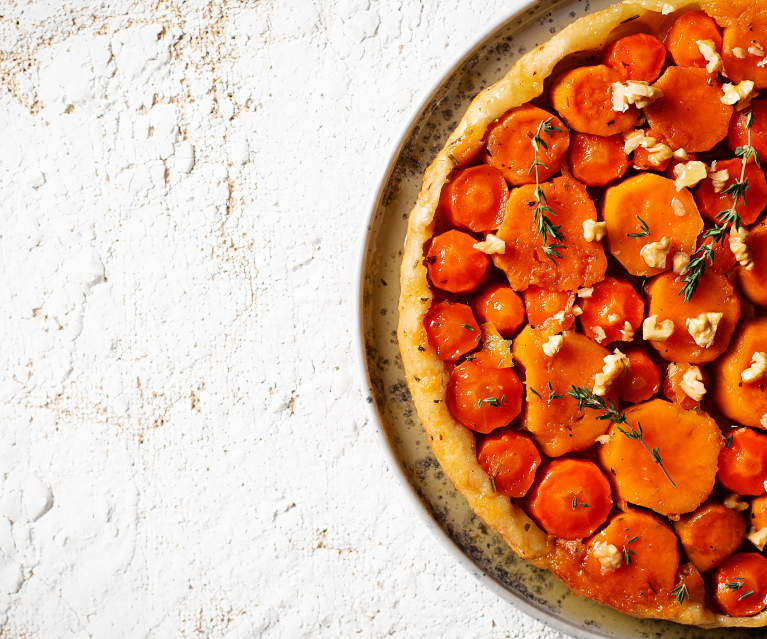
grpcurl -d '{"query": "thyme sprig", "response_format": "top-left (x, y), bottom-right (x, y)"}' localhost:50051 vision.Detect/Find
top-left (679, 244), bottom-right (715, 302)
top-left (530, 118), bottom-right (565, 263)
top-left (567, 386), bottom-right (677, 488)
top-left (672, 583), bottom-right (689, 605)
top-left (627, 215), bottom-right (650, 238)
top-left (739, 589), bottom-right (756, 601)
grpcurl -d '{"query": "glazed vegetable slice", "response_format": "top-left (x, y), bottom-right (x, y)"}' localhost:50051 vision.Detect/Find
top-left (751, 496), bottom-right (767, 550)
top-left (485, 104), bottom-right (570, 186)
top-left (598, 399), bottom-right (722, 517)
top-left (711, 318), bottom-right (767, 429)
top-left (493, 176), bottom-right (607, 291)
top-left (645, 67), bottom-right (733, 152)
top-left (645, 270), bottom-right (741, 364)
top-left (603, 173), bottom-right (702, 276)
top-left (550, 65), bottom-right (639, 136)
top-left (717, 427), bottom-right (767, 496)
top-left (471, 284), bottom-right (526, 338)
top-left (631, 128), bottom-right (672, 172)
top-left (512, 327), bottom-right (613, 457)
top-left (694, 158), bottom-right (767, 227)
top-left (423, 301), bottom-right (480, 361)
top-left (700, 235), bottom-right (737, 275)
top-left (446, 355), bottom-right (523, 434)
top-left (714, 553), bottom-right (767, 617)
top-left (663, 363), bottom-right (709, 410)
top-left (722, 23), bottom-right (767, 88)
top-left (567, 133), bottom-right (629, 186)
top-left (527, 459), bottom-right (613, 539)
top-left (615, 347), bottom-right (660, 404)
top-left (578, 277), bottom-right (643, 344)
top-left (665, 10), bottom-right (723, 69)
top-left (521, 286), bottom-right (576, 335)
top-left (426, 229), bottom-right (490, 293)
top-left (603, 33), bottom-right (666, 83)
top-left (673, 502), bottom-right (746, 573)
top-left (738, 219), bottom-right (767, 307)
top-left (438, 165), bottom-right (508, 232)
top-left (477, 429), bottom-right (540, 498)
top-left (729, 99), bottom-right (767, 161)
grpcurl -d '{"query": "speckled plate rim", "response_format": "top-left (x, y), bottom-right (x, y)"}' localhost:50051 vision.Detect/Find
top-left (354, 3), bottom-right (620, 637)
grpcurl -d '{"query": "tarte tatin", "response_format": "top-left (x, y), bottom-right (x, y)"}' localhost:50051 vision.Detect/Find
top-left (397, 0), bottom-right (767, 628)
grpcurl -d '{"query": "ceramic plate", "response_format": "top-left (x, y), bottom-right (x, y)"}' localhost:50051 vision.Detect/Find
top-left (358, 1), bottom-right (761, 637)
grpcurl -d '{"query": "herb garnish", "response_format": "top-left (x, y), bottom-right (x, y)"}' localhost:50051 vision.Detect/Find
top-left (530, 117), bottom-right (566, 263)
top-left (571, 495), bottom-right (590, 510)
top-left (489, 475), bottom-right (497, 493)
top-left (739, 589), bottom-right (756, 601)
top-left (477, 396), bottom-right (504, 408)
top-left (726, 577), bottom-right (745, 591)
top-left (461, 323), bottom-right (475, 331)
top-left (622, 535), bottom-right (639, 565)
top-left (725, 433), bottom-right (734, 448)
top-left (672, 583), bottom-right (689, 605)
top-left (547, 381), bottom-right (564, 402)
top-left (627, 215), bottom-right (650, 238)
top-left (528, 386), bottom-right (543, 400)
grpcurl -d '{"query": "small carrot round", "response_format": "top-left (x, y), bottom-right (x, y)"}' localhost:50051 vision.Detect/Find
top-left (673, 501), bottom-right (746, 573)
top-left (438, 165), bottom-right (509, 232)
top-left (426, 229), bottom-right (490, 293)
top-left (423, 300), bottom-right (480, 361)
top-left (604, 33), bottom-right (667, 82)
top-left (550, 65), bottom-right (639, 136)
top-left (663, 363), bottom-right (709, 410)
top-left (717, 427), bottom-right (767, 496)
top-left (645, 270), bottom-right (741, 364)
top-left (739, 219), bottom-right (767, 306)
top-left (729, 99), bottom-right (767, 161)
top-left (446, 356), bottom-right (523, 434)
top-left (578, 277), bottom-right (644, 344)
top-left (485, 104), bottom-right (570, 186)
top-left (645, 67), bottom-right (733, 152)
top-left (521, 286), bottom-right (575, 335)
top-left (695, 158), bottom-right (767, 227)
top-left (714, 553), bottom-right (767, 617)
top-left (471, 284), bottom-right (525, 338)
top-left (665, 10), bottom-right (722, 69)
top-left (615, 347), bottom-right (661, 404)
top-left (568, 133), bottom-right (629, 186)
top-left (477, 429), bottom-right (541, 498)
top-left (631, 129), bottom-right (672, 172)
top-left (722, 28), bottom-right (767, 88)
top-left (527, 459), bottom-right (613, 539)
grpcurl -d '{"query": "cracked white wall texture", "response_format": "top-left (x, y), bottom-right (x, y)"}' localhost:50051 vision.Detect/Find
top-left (0, 1), bottom-right (568, 637)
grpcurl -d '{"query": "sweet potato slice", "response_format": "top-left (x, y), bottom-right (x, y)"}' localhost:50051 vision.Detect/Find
top-left (722, 24), bottom-right (767, 88)
top-left (645, 67), bottom-right (733, 152)
top-left (712, 318), bottom-right (767, 429)
top-left (493, 176), bottom-right (607, 291)
top-left (739, 219), bottom-right (767, 307)
top-left (549, 65), bottom-right (639, 136)
top-left (512, 326), bottom-right (613, 457)
top-left (673, 502), bottom-right (746, 573)
top-left (598, 399), bottom-right (722, 517)
top-left (603, 173), bottom-right (703, 277)
top-left (645, 270), bottom-right (741, 364)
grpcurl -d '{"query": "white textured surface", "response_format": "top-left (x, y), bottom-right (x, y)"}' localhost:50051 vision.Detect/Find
top-left (0, 1), bottom-right (570, 636)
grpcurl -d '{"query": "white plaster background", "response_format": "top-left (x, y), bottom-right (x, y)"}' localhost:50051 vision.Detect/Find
top-left (0, 0), bottom-right (570, 636)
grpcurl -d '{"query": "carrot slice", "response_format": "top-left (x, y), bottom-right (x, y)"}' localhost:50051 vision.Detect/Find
top-left (711, 317), bottom-right (767, 429)
top-left (645, 67), bottom-right (733, 152)
top-left (631, 128), bottom-right (672, 172)
top-left (673, 502), bottom-right (746, 573)
top-left (694, 158), bottom-right (767, 227)
top-left (512, 326), bottom-right (614, 457)
top-left (578, 277), bottom-right (644, 344)
top-left (717, 427), bottom-right (767, 496)
top-left (423, 301), bottom-right (480, 361)
top-left (722, 24), bottom-right (767, 88)
top-left (603, 173), bottom-right (703, 277)
top-left (426, 229), bottom-right (490, 293)
top-left (527, 459), bottom-right (613, 539)
top-left (645, 270), bottom-right (741, 364)
top-left (714, 553), bottom-right (767, 616)
top-left (446, 356), bottom-right (523, 434)
top-left (493, 176), bottom-right (607, 291)
top-left (663, 362), bottom-right (709, 410)
top-left (739, 219), bottom-right (767, 306)
top-left (485, 104), bottom-right (570, 186)
top-left (729, 99), bottom-right (767, 161)
top-left (567, 133), bottom-right (629, 187)
top-left (665, 10), bottom-right (723, 69)
top-left (477, 429), bottom-right (541, 498)
top-left (598, 399), bottom-right (722, 517)
top-left (438, 165), bottom-right (508, 232)
top-left (471, 284), bottom-right (525, 338)
top-left (615, 347), bottom-right (661, 404)
top-left (604, 33), bottom-right (667, 82)
top-left (700, 234), bottom-right (737, 275)
top-left (751, 496), bottom-right (767, 548)
top-left (550, 65), bottom-right (639, 136)
top-left (521, 286), bottom-right (576, 335)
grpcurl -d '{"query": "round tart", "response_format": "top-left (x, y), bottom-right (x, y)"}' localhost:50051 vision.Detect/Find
top-left (397, 0), bottom-right (767, 628)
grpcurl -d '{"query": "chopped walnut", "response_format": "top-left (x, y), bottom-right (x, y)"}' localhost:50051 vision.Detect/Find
top-left (721, 80), bottom-right (757, 109)
top-left (672, 251), bottom-right (690, 275)
top-left (582, 219), bottom-right (607, 242)
top-left (749, 43), bottom-right (766, 57)
top-left (542, 334), bottom-right (563, 357)
top-left (643, 315), bottom-right (674, 342)
top-left (741, 351), bottom-right (767, 383)
top-left (611, 81), bottom-right (663, 112)
top-left (731, 46), bottom-right (746, 59)
top-left (593, 349), bottom-right (629, 397)
top-left (729, 225), bottom-right (754, 270)
top-left (748, 526), bottom-right (767, 552)
top-left (672, 160), bottom-right (708, 191)
top-left (680, 365), bottom-right (706, 401)
top-left (619, 321), bottom-right (634, 340)
top-left (697, 40), bottom-right (723, 74)
top-left (592, 541), bottom-right (622, 574)
top-left (473, 233), bottom-right (506, 255)
top-left (724, 493), bottom-right (749, 512)
top-left (592, 325), bottom-right (607, 344)
top-left (595, 434), bottom-right (611, 445)
top-left (686, 312), bottom-right (724, 349)
top-left (709, 166), bottom-right (730, 193)
top-left (577, 287), bottom-right (593, 299)
top-left (672, 148), bottom-right (689, 160)
top-left (572, 305), bottom-right (583, 316)
top-left (640, 236), bottom-right (670, 269)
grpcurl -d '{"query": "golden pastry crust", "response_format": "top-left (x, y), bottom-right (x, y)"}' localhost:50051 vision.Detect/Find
top-left (397, 0), bottom-right (767, 628)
